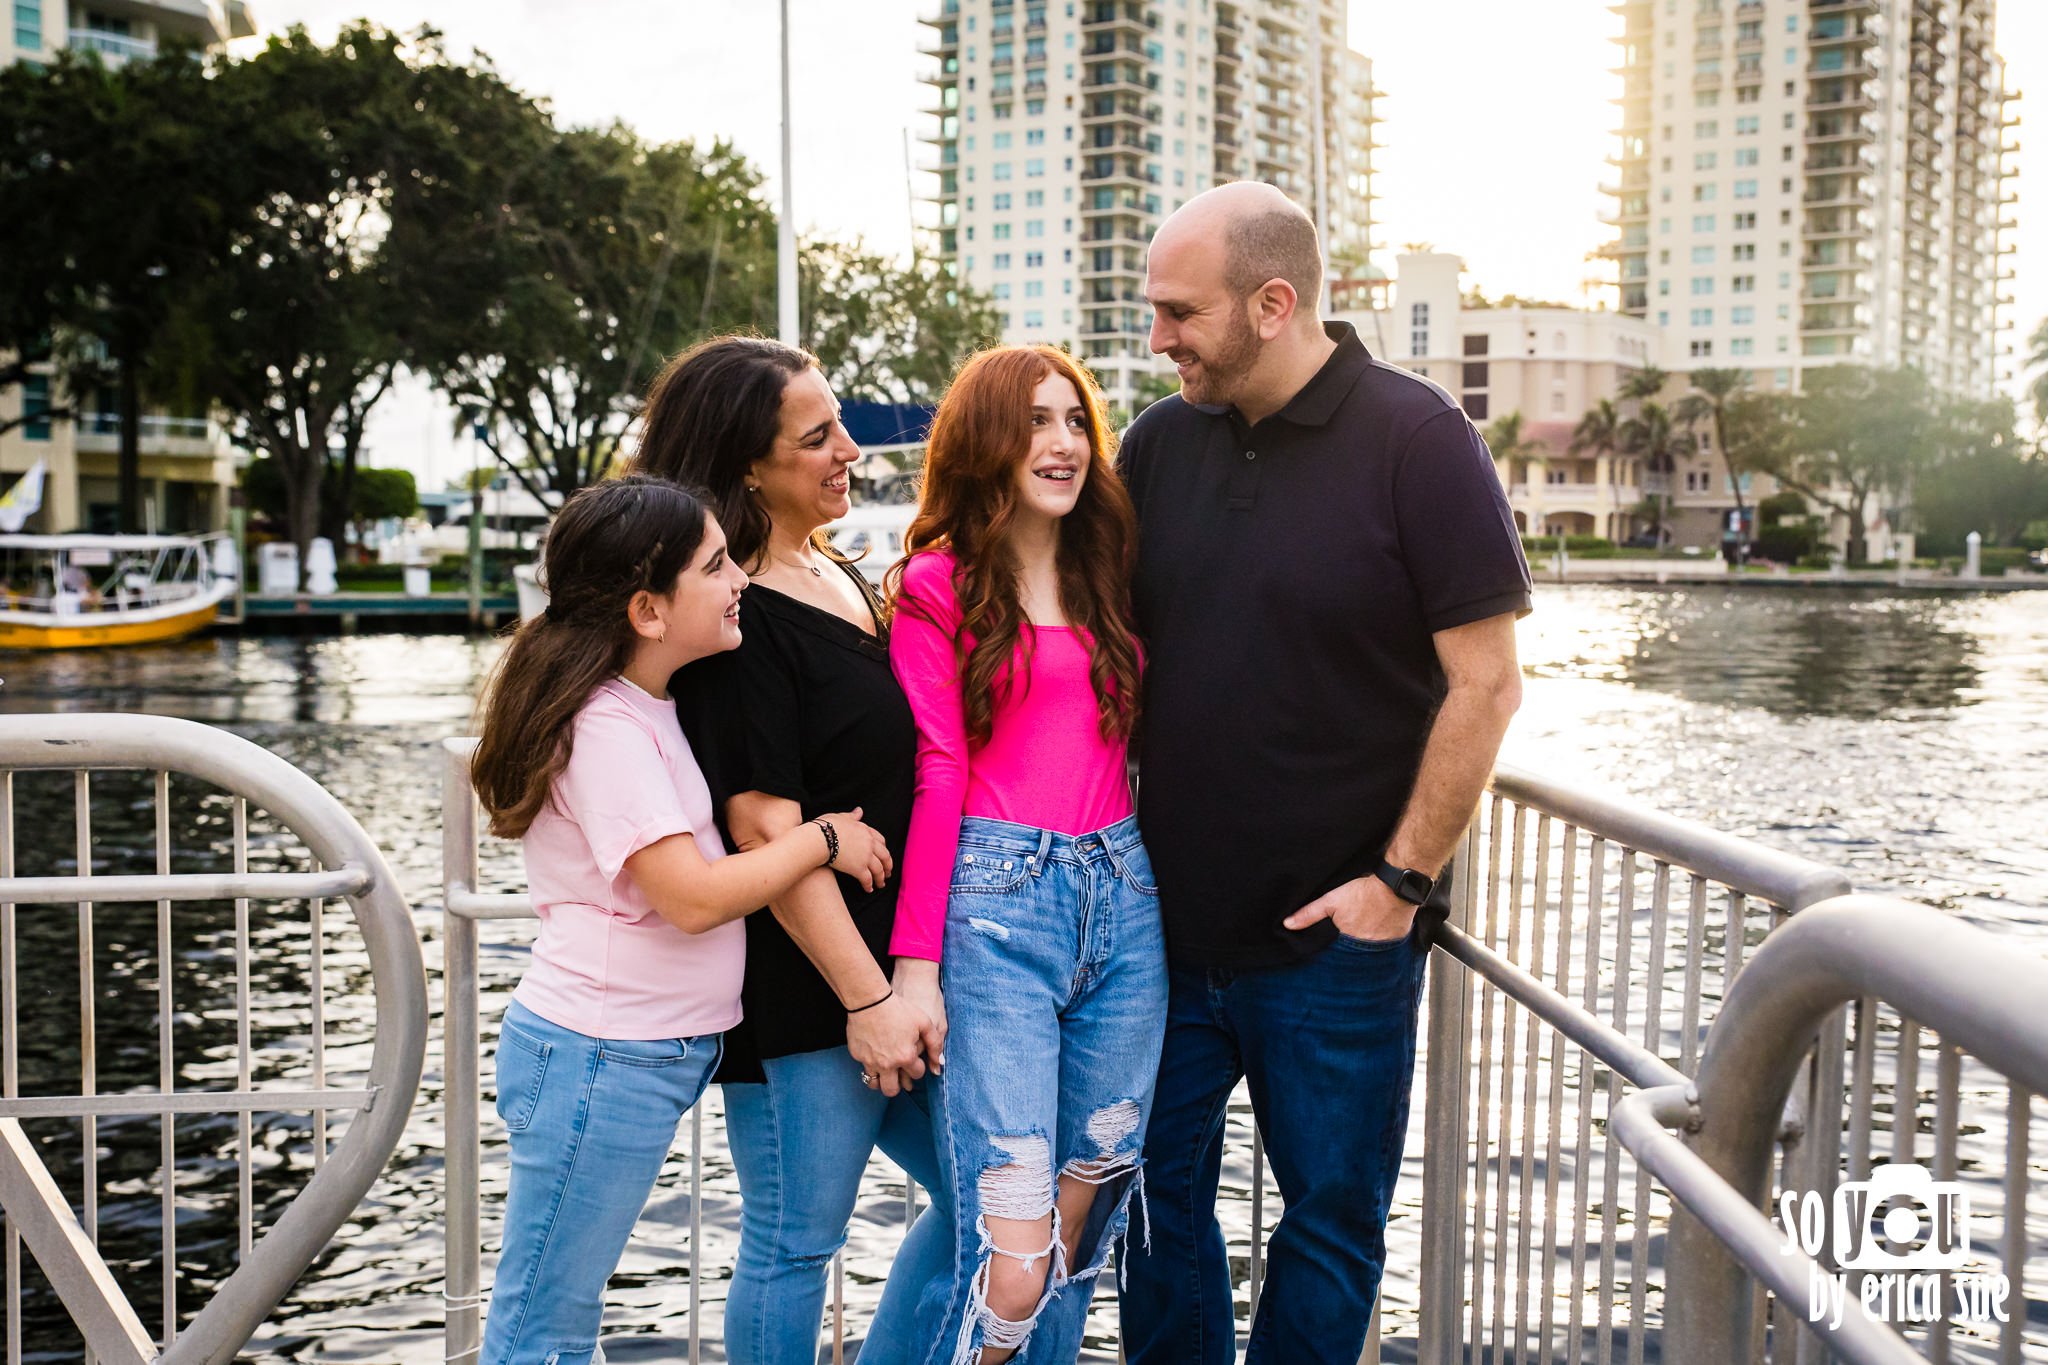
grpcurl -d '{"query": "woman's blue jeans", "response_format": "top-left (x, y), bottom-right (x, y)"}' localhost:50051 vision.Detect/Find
top-left (916, 814), bottom-right (1169, 1365)
top-left (723, 1043), bottom-right (951, 1365)
top-left (481, 999), bottom-right (722, 1365)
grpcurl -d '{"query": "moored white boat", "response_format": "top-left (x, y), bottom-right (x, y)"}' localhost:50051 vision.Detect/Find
top-left (0, 533), bottom-right (234, 649)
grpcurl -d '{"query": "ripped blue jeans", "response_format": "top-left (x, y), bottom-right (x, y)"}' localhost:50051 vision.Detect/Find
top-left (915, 814), bottom-right (1169, 1364)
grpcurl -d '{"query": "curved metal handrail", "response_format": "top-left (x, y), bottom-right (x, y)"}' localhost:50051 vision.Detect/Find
top-left (1490, 762), bottom-right (1852, 911)
top-left (1657, 895), bottom-right (2048, 1365)
top-left (0, 713), bottom-right (428, 1365)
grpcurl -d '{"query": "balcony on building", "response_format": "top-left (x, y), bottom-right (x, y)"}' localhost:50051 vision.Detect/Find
top-left (1080, 1), bottom-right (1154, 36)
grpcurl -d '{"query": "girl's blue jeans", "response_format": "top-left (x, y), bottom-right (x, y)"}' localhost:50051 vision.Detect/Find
top-left (915, 814), bottom-right (1169, 1365)
top-left (481, 998), bottom-right (722, 1365)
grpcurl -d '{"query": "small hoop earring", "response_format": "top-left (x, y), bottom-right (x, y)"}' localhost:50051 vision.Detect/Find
top-left (658, 627), bottom-right (668, 644)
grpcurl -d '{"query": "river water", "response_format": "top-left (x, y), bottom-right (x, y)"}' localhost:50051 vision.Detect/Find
top-left (0, 584), bottom-right (2043, 1362)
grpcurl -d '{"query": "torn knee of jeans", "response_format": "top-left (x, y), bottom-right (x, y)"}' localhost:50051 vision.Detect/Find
top-left (781, 1246), bottom-right (840, 1272)
top-left (962, 1223), bottom-right (1060, 1363)
top-left (978, 1133), bottom-right (1055, 1220)
top-left (952, 1135), bottom-right (1060, 1364)
top-left (1055, 1100), bottom-right (1153, 1286)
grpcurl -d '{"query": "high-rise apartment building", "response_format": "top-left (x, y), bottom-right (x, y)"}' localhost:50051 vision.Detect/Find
top-left (918, 0), bottom-right (1379, 405)
top-left (1604, 0), bottom-right (2016, 396)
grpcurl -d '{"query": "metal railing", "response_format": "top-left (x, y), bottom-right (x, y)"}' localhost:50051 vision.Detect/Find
top-left (0, 714), bottom-right (427, 1365)
top-left (439, 743), bottom-right (2044, 1363)
top-left (1421, 768), bottom-right (2044, 1364)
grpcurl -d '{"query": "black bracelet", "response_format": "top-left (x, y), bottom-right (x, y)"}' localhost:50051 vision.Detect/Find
top-left (812, 817), bottom-right (839, 868)
top-left (847, 987), bottom-right (892, 1014)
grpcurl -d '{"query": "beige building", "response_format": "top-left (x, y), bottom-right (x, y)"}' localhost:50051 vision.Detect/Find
top-left (1337, 252), bottom-right (1666, 542)
top-left (1, 0), bottom-right (255, 534)
top-left (919, 0), bottom-right (1380, 407)
top-left (1603, 0), bottom-right (2016, 397)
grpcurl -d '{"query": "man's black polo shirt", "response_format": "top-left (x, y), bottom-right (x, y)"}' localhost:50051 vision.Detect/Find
top-left (1120, 322), bottom-right (1532, 970)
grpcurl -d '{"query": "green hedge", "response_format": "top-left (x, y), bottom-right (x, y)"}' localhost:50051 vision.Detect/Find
top-left (1977, 547), bottom-right (2036, 576)
top-left (1754, 523), bottom-right (1818, 564)
top-left (1521, 535), bottom-right (1615, 554)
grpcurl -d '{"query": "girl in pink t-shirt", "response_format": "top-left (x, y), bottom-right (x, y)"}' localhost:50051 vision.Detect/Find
top-left (882, 347), bottom-right (1166, 1364)
top-left (468, 476), bottom-right (890, 1365)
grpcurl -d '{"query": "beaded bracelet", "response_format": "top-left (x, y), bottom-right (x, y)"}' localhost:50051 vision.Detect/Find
top-left (811, 816), bottom-right (840, 868)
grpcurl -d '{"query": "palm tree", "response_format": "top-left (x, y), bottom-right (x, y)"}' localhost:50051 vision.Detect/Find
top-left (1571, 398), bottom-right (1626, 540)
top-left (1485, 410), bottom-right (1554, 538)
top-left (1675, 367), bottom-right (1753, 555)
top-left (1619, 401), bottom-right (1692, 547)
top-left (2027, 316), bottom-right (2048, 428)
top-left (1619, 365), bottom-right (1671, 405)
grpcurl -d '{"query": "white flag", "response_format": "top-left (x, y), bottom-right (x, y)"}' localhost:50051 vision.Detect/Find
top-left (0, 461), bottom-right (46, 533)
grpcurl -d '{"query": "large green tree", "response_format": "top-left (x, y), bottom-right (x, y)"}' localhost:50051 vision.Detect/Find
top-left (1757, 365), bottom-right (1932, 566)
top-left (0, 44), bottom-right (245, 527)
top-left (433, 127), bottom-right (777, 508)
top-left (799, 238), bottom-right (999, 405)
top-left (166, 25), bottom-right (539, 585)
top-left (1912, 394), bottom-right (2042, 554)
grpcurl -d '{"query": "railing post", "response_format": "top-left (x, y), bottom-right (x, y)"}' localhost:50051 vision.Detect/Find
top-left (1416, 818), bottom-right (1479, 1365)
top-left (443, 743), bottom-right (483, 1364)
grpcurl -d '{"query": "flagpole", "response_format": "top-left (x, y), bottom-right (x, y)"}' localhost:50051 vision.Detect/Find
top-left (777, 0), bottom-right (799, 346)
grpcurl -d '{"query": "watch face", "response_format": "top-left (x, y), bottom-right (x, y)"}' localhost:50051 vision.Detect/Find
top-left (1397, 870), bottom-right (1432, 905)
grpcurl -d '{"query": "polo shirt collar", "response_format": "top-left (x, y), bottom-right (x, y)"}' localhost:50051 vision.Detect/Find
top-left (1191, 321), bottom-right (1374, 429)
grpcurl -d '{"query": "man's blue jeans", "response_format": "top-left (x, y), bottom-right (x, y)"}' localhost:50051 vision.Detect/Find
top-left (1117, 929), bottom-right (1431, 1364)
top-left (481, 999), bottom-right (722, 1365)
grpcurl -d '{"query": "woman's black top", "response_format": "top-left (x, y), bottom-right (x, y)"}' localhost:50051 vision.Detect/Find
top-left (670, 561), bottom-right (915, 1083)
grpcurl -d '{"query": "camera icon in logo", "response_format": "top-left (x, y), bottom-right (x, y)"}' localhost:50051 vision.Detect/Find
top-left (1834, 1163), bottom-right (1971, 1272)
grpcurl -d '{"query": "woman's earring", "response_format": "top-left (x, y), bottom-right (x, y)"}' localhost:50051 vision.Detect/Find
top-left (745, 483), bottom-right (760, 494)
top-left (659, 627), bottom-right (668, 644)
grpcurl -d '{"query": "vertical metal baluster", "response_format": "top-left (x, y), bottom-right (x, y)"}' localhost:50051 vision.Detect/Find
top-left (1844, 998), bottom-right (1879, 1319)
top-left (1891, 1018), bottom-right (1921, 1168)
top-left (1597, 849), bottom-right (1636, 1365)
top-left (1678, 878), bottom-right (1708, 1077)
top-left (832, 1249), bottom-right (845, 1364)
top-left (1250, 1126), bottom-right (1265, 1322)
top-left (1566, 837), bottom-right (1606, 1364)
top-left (906, 1176), bottom-right (921, 1228)
top-left (1628, 862), bottom-right (1670, 1365)
top-left (1468, 796), bottom-right (1508, 1354)
top-left (690, 1100), bottom-right (704, 1365)
top-left (234, 797), bottom-right (253, 1261)
top-left (75, 771), bottom-right (98, 1365)
top-left (1536, 824), bottom-right (1577, 1365)
top-left (1928, 1044), bottom-right (1960, 1365)
top-left (1489, 804), bottom-right (1528, 1365)
top-left (1847, 1000), bottom-right (1877, 1183)
top-left (1998, 1088), bottom-right (2029, 1365)
top-left (2, 771), bottom-right (18, 1365)
top-left (311, 893), bottom-right (326, 1166)
top-left (1724, 890), bottom-right (1750, 983)
top-left (156, 772), bottom-right (177, 1344)
top-left (1510, 815), bottom-right (1552, 1365)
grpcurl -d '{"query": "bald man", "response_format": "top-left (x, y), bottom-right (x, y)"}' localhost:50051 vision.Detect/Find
top-left (1114, 183), bottom-right (1532, 1363)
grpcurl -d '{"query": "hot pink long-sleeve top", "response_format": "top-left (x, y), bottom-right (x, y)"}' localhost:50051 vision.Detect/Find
top-left (888, 549), bottom-right (1136, 961)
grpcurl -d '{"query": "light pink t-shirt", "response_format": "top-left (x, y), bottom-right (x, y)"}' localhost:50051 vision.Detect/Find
top-left (513, 677), bottom-right (745, 1040)
top-left (889, 549), bottom-right (1136, 961)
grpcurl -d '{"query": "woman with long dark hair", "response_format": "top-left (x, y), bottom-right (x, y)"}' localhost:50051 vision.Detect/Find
top-left (636, 337), bottom-right (947, 1364)
top-left (468, 476), bottom-right (889, 1365)
top-left (885, 345), bottom-right (1164, 1364)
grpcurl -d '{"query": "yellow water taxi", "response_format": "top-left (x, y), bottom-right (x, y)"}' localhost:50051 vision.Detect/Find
top-left (0, 534), bottom-right (235, 649)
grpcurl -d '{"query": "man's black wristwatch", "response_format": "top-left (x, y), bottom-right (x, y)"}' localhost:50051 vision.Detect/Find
top-left (1374, 859), bottom-right (1435, 906)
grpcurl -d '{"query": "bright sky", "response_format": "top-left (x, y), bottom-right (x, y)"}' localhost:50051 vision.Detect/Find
top-left (256, 0), bottom-right (2047, 483)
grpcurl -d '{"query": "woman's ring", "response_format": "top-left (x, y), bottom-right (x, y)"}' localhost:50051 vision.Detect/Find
top-left (860, 1069), bottom-right (878, 1088)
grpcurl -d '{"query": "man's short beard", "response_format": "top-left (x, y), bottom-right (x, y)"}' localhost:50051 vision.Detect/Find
top-left (1178, 303), bottom-right (1263, 407)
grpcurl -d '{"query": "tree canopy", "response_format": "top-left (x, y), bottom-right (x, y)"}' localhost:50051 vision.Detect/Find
top-left (1, 25), bottom-right (1000, 559)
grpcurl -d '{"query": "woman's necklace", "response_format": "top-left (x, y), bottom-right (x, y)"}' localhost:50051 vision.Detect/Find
top-left (772, 549), bottom-right (824, 578)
